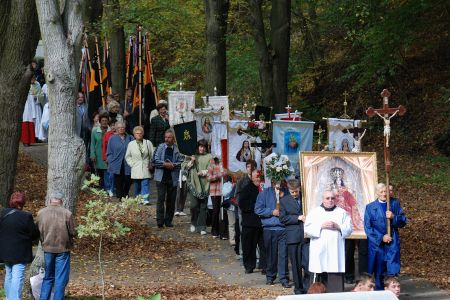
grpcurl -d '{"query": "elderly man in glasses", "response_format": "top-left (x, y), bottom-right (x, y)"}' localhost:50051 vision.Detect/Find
top-left (304, 190), bottom-right (352, 292)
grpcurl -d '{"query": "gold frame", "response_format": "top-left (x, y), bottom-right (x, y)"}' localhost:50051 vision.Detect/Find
top-left (299, 151), bottom-right (378, 239)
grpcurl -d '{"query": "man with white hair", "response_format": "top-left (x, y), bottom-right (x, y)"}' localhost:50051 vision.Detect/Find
top-left (36, 192), bottom-right (75, 300)
top-left (365, 183), bottom-right (407, 290)
top-left (304, 190), bottom-right (352, 292)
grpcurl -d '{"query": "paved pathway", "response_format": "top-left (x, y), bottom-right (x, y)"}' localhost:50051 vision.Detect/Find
top-left (21, 144), bottom-right (450, 299)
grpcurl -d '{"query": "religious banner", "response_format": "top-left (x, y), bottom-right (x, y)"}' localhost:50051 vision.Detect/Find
top-left (272, 120), bottom-right (315, 177)
top-left (227, 120), bottom-right (262, 173)
top-left (202, 95), bottom-right (229, 122)
top-left (193, 108), bottom-right (222, 145)
top-left (327, 118), bottom-right (363, 152)
top-left (173, 121), bottom-right (197, 156)
top-left (210, 121), bottom-right (227, 159)
top-left (300, 151), bottom-right (378, 239)
top-left (168, 91), bottom-right (196, 125)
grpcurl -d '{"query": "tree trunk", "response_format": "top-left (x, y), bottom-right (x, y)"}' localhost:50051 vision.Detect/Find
top-left (248, 0), bottom-right (275, 107)
top-left (0, 0), bottom-right (40, 207)
top-left (30, 0), bottom-right (86, 276)
top-left (104, 0), bottom-right (125, 101)
top-left (270, 0), bottom-right (291, 113)
top-left (204, 0), bottom-right (229, 96)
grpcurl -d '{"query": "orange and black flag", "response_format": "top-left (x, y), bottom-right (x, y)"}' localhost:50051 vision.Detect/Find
top-left (143, 34), bottom-right (158, 116)
top-left (102, 37), bottom-right (112, 96)
top-left (131, 36), bottom-right (141, 113)
top-left (88, 46), bottom-right (102, 119)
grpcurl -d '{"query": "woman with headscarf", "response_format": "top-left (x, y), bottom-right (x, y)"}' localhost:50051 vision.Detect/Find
top-left (107, 121), bottom-right (134, 199)
top-left (183, 139), bottom-right (212, 235)
top-left (0, 192), bottom-right (39, 300)
top-left (125, 126), bottom-right (154, 205)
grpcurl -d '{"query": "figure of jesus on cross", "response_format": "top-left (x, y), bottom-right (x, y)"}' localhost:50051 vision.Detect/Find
top-left (366, 89), bottom-right (406, 148)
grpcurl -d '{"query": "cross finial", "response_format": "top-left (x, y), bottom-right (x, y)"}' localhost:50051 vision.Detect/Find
top-left (214, 86), bottom-right (217, 96)
top-left (340, 91), bottom-right (351, 119)
top-left (179, 81), bottom-right (183, 91)
top-left (285, 104), bottom-right (292, 118)
top-left (315, 125), bottom-right (325, 145)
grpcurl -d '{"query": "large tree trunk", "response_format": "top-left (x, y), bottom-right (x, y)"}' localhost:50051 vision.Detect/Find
top-left (30, 0), bottom-right (86, 277)
top-left (248, 0), bottom-right (275, 107)
top-left (270, 0), bottom-right (291, 113)
top-left (0, 0), bottom-right (40, 207)
top-left (204, 0), bottom-right (229, 96)
top-left (104, 0), bottom-right (125, 100)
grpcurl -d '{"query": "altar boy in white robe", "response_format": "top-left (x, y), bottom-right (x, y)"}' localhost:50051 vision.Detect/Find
top-left (304, 190), bottom-right (352, 292)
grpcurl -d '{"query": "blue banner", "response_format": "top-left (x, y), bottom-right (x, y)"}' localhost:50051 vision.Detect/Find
top-left (272, 120), bottom-right (315, 176)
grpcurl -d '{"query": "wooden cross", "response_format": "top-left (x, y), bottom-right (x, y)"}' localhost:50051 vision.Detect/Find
top-left (285, 104), bottom-right (292, 119)
top-left (343, 125), bottom-right (365, 139)
top-left (366, 89), bottom-right (406, 237)
top-left (340, 91), bottom-right (351, 119)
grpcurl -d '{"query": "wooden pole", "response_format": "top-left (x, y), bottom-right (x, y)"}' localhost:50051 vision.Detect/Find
top-left (137, 26), bottom-right (143, 126)
top-left (95, 36), bottom-right (105, 109)
top-left (124, 37), bottom-right (131, 114)
top-left (384, 138), bottom-right (391, 236)
top-left (145, 32), bottom-right (160, 104)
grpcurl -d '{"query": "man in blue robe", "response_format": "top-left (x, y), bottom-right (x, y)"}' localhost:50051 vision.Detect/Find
top-left (364, 183), bottom-right (407, 290)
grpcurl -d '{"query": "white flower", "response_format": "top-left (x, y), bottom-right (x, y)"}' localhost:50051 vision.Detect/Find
top-left (282, 165), bottom-right (288, 170)
top-left (276, 166), bottom-right (282, 172)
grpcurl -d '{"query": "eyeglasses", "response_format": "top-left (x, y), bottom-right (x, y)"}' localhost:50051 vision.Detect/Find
top-left (325, 197), bottom-right (335, 200)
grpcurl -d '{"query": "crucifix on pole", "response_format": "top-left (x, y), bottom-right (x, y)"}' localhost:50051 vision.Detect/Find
top-left (366, 89), bottom-right (406, 236)
top-left (315, 125), bottom-right (325, 150)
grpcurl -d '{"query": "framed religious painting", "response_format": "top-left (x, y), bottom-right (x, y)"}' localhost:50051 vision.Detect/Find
top-left (300, 151), bottom-right (378, 239)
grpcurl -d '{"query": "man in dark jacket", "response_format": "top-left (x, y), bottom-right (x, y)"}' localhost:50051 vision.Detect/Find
top-left (280, 179), bottom-right (310, 294)
top-left (239, 170), bottom-right (266, 274)
top-left (0, 192), bottom-right (39, 300)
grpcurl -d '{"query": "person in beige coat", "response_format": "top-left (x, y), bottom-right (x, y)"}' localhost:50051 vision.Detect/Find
top-left (125, 126), bottom-right (154, 204)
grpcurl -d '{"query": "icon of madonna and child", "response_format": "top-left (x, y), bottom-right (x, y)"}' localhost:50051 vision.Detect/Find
top-left (328, 167), bottom-right (364, 232)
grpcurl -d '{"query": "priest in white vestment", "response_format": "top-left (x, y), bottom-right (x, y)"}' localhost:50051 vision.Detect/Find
top-left (21, 76), bottom-right (43, 145)
top-left (304, 190), bottom-right (352, 292)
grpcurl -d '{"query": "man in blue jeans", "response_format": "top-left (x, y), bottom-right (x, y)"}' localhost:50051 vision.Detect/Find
top-left (36, 192), bottom-right (75, 300)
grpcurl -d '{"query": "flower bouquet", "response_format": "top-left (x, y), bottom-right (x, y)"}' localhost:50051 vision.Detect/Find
top-left (265, 153), bottom-right (293, 183)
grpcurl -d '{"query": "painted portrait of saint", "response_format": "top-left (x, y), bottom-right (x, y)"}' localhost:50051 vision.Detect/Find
top-left (201, 116), bottom-right (213, 134)
top-left (176, 98), bottom-right (187, 113)
top-left (236, 140), bottom-right (253, 162)
top-left (284, 131), bottom-right (300, 154)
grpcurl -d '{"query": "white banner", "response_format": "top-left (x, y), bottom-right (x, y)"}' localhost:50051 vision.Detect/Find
top-left (227, 120), bottom-right (261, 173)
top-left (168, 91), bottom-right (196, 125)
top-left (327, 118), bottom-right (362, 152)
top-left (202, 95), bottom-right (229, 121)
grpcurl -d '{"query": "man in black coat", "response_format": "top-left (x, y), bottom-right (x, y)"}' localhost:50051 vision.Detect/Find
top-left (239, 169), bottom-right (266, 274)
top-left (279, 179), bottom-right (310, 294)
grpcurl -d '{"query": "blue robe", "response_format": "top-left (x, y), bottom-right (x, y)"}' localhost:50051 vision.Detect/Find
top-left (364, 198), bottom-right (407, 290)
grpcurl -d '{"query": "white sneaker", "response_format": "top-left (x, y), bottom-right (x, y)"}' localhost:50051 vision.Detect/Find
top-left (108, 190), bottom-right (113, 197)
top-left (178, 212), bottom-right (187, 216)
top-left (190, 225), bottom-right (196, 233)
top-left (174, 212), bottom-right (180, 216)
top-left (200, 230), bottom-right (207, 235)
top-left (143, 200), bottom-right (150, 205)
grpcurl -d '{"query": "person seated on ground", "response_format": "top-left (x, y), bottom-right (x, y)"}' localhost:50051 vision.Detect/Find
top-left (307, 282), bottom-right (327, 294)
top-left (384, 276), bottom-right (401, 298)
top-left (352, 272), bottom-right (375, 292)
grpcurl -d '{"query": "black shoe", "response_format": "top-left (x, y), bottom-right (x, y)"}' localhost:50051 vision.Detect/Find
top-left (266, 280), bottom-right (275, 285)
top-left (165, 223), bottom-right (174, 227)
top-left (245, 269), bottom-right (253, 274)
top-left (157, 224), bottom-right (164, 228)
top-left (261, 269), bottom-right (266, 275)
top-left (281, 282), bottom-right (292, 288)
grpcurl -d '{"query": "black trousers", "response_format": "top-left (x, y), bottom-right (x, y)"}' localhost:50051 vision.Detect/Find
top-left (114, 163), bottom-right (131, 200)
top-left (156, 181), bottom-right (176, 226)
top-left (345, 239), bottom-right (368, 280)
top-left (288, 242), bottom-right (310, 294)
top-left (241, 226), bottom-right (266, 271)
top-left (211, 196), bottom-right (228, 238)
top-left (312, 272), bottom-right (344, 293)
top-left (175, 181), bottom-right (188, 212)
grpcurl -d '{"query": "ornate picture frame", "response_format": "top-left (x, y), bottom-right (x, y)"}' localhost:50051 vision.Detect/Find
top-left (300, 151), bottom-right (378, 239)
